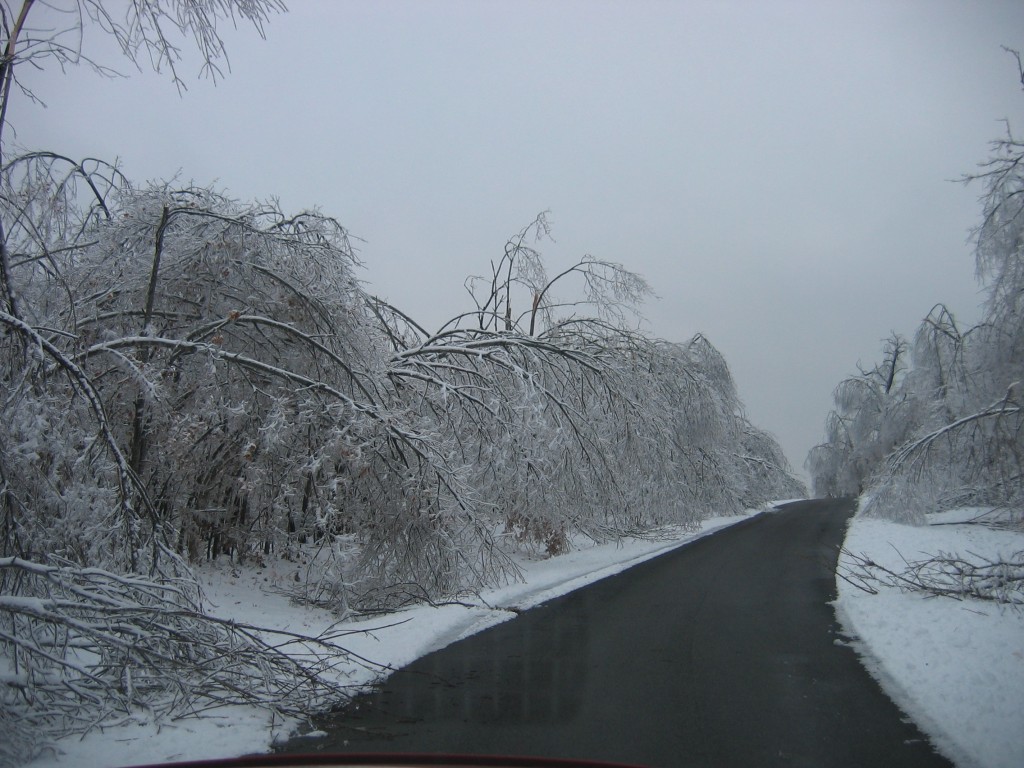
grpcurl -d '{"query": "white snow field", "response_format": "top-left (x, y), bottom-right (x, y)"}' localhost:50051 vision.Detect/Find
top-left (24, 501), bottom-right (1022, 768)
top-left (835, 510), bottom-right (1024, 768)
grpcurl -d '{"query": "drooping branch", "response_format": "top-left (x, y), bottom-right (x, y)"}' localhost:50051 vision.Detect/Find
top-left (888, 386), bottom-right (1021, 473)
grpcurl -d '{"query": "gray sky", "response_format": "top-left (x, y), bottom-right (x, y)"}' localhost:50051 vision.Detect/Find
top-left (15, 0), bottom-right (1024, 480)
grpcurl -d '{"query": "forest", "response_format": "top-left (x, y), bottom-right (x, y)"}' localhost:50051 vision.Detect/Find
top-left (807, 50), bottom-right (1024, 529)
top-left (0, 3), bottom-right (803, 762)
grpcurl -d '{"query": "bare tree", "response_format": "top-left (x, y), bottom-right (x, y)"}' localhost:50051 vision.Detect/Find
top-left (463, 212), bottom-right (651, 337)
top-left (0, 0), bottom-right (285, 149)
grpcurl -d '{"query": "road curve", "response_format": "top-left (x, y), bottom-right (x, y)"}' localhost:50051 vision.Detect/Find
top-left (279, 499), bottom-right (952, 767)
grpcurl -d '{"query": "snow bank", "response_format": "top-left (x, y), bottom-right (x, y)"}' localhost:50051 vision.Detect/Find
top-left (835, 512), bottom-right (1024, 768)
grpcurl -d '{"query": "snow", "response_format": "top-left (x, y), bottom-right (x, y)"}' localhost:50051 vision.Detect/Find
top-left (835, 510), bottom-right (1024, 768)
top-left (24, 502), bottom-right (1022, 768)
top-left (22, 508), bottom-right (769, 768)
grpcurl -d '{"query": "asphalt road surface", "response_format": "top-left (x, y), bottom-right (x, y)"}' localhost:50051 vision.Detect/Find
top-left (280, 498), bottom-right (953, 767)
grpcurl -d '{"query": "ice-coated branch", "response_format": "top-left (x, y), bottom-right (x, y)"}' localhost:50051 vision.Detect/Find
top-left (838, 547), bottom-right (1024, 606)
top-left (0, 555), bottom-right (372, 766)
top-left (888, 388), bottom-right (1021, 472)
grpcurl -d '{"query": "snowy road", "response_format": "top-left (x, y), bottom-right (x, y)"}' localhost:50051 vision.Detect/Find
top-left (280, 499), bottom-right (952, 767)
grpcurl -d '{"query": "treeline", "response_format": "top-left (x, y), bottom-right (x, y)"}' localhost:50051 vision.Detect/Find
top-left (807, 63), bottom-right (1024, 524)
top-left (1, 165), bottom-right (803, 607)
top-left (0, 162), bottom-right (803, 759)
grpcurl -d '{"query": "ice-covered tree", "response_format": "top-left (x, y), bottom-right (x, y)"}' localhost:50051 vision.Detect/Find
top-left (0, 0), bottom-right (285, 317)
top-left (0, 6), bottom-right (375, 763)
top-left (809, 51), bottom-right (1024, 523)
top-left (806, 333), bottom-right (912, 496)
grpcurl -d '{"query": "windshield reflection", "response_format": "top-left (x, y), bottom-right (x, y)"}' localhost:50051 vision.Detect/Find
top-left (349, 597), bottom-right (588, 732)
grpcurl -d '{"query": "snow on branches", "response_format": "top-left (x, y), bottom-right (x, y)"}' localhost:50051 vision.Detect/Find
top-left (0, 555), bottom-right (367, 766)
top-left (0, 153), bottom-right (803, 760)
top-left (808, 53), bottom-right (1024, 525)
top-left (0, 164), bottom-right (803, 591)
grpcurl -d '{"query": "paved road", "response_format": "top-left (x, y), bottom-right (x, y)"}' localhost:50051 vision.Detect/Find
top-left (280, 499), bottom-right (952, 767)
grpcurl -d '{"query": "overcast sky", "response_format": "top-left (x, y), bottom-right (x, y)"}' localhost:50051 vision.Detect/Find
top-left (15, 0), bottom-right (1024, 480)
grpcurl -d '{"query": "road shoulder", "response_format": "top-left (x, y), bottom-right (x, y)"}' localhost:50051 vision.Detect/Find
top-left (835, 512), bottom-right (1024, 768)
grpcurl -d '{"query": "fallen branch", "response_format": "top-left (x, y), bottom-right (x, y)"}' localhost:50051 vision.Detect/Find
top-left (0, 557), bottom-right (379, 766)
top-left (838, 547), bottom-right (1024, 606)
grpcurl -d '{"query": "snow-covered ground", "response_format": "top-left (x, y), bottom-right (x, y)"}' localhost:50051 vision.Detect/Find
top-left (24, 508), bottom-right (772, 768)
top-left (25, 501), bottom-right (1021, 768)
top-left (835, 508), bottom-right (1024, 768)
